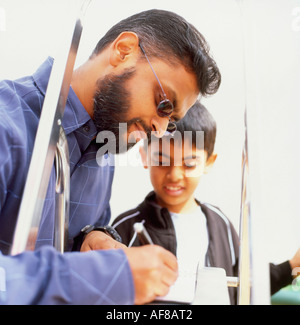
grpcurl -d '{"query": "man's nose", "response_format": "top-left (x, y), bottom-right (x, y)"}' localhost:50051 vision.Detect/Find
top-left (151, 116), bottom-right (169, 138)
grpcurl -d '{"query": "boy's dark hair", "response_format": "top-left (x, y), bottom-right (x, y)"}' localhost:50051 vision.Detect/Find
top-left (145, 101), bottom-right (216, 159)
top-left (91, 9), bottom-right (221, 97)
top-left (174, 101), bottom-right (216, 158)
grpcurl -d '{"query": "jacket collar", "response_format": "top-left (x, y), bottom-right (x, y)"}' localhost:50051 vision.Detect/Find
top-left (32, 57), bottom-right (97, 137)
top-left (139, 191), bottom-right (174, 229)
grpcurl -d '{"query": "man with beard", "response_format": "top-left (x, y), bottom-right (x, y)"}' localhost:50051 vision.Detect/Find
top-left (0, 9), bottom-right (220, 304)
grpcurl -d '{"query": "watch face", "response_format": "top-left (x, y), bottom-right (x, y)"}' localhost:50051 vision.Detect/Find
top-left (105, 226), bottom-right (122, 243)
top-left (81, 225), bottom-right (122, 242)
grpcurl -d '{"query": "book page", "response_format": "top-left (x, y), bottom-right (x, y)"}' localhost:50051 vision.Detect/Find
top-left (155, 264), bottom-right (197, 304)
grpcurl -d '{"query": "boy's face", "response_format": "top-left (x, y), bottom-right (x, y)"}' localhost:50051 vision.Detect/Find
top-left (140, 140), bottom-right (216, 213)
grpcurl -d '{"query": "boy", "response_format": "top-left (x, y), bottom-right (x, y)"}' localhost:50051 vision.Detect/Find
top-left (112, 100), bottom-right (299, 304)
top-left (112, 101), bottom-right (239, 304)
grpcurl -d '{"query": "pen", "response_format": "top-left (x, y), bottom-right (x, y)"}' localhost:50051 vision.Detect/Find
top-left (133, 222), bottom-right (154, 245)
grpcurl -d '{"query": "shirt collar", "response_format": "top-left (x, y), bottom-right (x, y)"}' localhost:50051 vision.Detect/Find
top-left (32, 57), bottom-right (97, 136)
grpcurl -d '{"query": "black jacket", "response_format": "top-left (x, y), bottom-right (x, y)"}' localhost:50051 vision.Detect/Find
top-left (113, 192), bottom-right (294, 304)
top-left (112, 191), bottom-right (240, 304)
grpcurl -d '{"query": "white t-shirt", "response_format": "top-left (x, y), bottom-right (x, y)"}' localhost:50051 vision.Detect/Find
top-left (170, 206), bottom-right (209, 274)
top-left (156, 206), bottom-right (208, 303)
top-left (156, 206), bottom-right (209, 303)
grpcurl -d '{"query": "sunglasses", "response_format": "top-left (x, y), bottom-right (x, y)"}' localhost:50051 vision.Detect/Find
top-left (139, 43), bottom-right (177, 134)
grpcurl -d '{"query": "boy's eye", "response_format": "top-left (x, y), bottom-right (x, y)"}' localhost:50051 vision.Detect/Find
top-left (185, 164), bottom-right (196, 169)
top-left (184, 160), bottom-right (198, 168)
top-left (153, 160), bottom-right (170, 166)
top-left (151, 154), bottom-right (170, 166)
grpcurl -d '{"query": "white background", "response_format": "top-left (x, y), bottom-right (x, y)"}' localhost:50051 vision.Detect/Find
top-left (0, 0), bottom-right (300, 298)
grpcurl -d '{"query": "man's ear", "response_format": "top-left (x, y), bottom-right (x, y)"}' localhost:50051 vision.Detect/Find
top-left (109, 31), bottom-right (140, 67)
top-left (139, 143), bottom-right (149, 169)
top-left (204, 153), bottom-right (217, 174)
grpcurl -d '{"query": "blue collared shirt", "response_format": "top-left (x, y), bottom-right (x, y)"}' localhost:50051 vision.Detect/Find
top-left (0, 58), bottom-right (134, 304)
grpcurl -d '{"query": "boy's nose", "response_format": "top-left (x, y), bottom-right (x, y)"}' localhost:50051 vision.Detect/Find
top-left (167, 166), bottom-right (184, 181)
top-left (151, 116), bottom-right (169, 138)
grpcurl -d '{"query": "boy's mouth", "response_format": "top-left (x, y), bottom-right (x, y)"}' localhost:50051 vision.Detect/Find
top-left (163, 185), bottom-right (184, 196)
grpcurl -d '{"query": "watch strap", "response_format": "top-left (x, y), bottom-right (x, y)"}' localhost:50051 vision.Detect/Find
top-left (81, 224), bottom-right (122, 243)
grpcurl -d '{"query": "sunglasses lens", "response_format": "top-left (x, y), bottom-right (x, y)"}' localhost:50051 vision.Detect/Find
top-left (157, 99), bottom-right (173, 117)
top-left (167, 122), bottom-right (177, 133)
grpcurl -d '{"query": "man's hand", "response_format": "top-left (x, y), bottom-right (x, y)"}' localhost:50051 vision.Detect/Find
top-left (123, 245), bottom-right (178, 305)
top-left (80, 232), bottom-right (178, 304)
top-left (80, 230), bottom-right (126, 252)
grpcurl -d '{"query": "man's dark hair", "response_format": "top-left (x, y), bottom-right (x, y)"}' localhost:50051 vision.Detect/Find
top-left (91, 9), bottom-right (221, 97)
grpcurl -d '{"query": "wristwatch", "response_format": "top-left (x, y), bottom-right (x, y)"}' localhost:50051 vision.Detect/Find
top-left (80, 224), bottom-right (122, 243)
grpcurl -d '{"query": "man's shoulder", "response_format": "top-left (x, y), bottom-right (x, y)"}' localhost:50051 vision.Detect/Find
top-left (0, 75), bottom-right (37, 100)
top-left (0, 76), bottom-right (42, 114)
top-left (0, 77), bottom-right (42, 138)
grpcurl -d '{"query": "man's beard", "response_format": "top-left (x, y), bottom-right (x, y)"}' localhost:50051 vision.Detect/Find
top-left (93, 68), bottom-right (151, 154)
